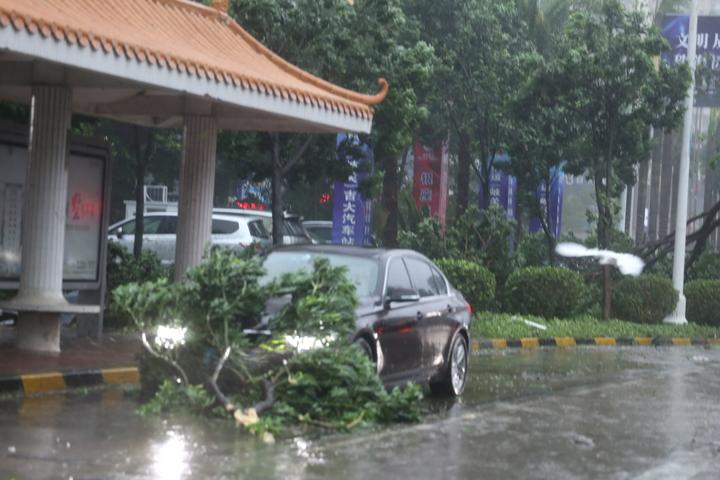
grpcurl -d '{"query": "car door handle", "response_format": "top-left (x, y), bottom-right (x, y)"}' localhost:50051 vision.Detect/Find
top-left (447, 304), bottom-right (454, 313)
top-left (416, 311), bottom-right (424, 320)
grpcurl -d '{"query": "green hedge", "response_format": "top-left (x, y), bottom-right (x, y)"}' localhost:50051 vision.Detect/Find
top-left (685, 280), bottom-right (720, 326)
top-left (502, 266), bottom-right (587, 319)
top-left (612, 275), bottom-right (677, 324)
top-left (434, 259), bottom-right (495, 311)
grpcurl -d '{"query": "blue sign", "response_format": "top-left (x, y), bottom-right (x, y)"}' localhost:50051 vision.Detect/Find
top-left (331, 134), bottom-right (373, 246)
top-left (478, 154), bottom-right (517, 219)
top-left (662, 15), bottom-right (720, 107)
top-left (529, 167), bottom-right (564, 238)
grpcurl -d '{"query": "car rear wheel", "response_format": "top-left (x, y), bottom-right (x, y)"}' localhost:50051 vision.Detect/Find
top-left (354, 337), bottom-right (373, 362)
top-left (430, 334), bottom-right (468, 397)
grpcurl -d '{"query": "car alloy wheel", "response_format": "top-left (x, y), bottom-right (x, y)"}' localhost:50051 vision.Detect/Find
top-left (430, 333), bottom-right (468, 397)
top-left (450, 337), bottom-right (467, 395)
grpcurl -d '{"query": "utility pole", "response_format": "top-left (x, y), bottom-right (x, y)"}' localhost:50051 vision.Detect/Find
top-left (664, 0), bottom-right (698, 325)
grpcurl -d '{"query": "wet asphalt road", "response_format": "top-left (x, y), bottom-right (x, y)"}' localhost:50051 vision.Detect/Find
top-left (1, 347), bottom-right (720, 479)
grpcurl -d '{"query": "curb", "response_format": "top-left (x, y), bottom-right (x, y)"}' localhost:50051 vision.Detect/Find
top-left (471, 337), bottom-right (720, 352)
top-left (0, 367), bottom-right (140, 396)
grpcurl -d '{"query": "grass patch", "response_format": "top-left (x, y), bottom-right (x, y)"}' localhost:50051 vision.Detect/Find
top-left (472, 312), bottom-right (720, 339)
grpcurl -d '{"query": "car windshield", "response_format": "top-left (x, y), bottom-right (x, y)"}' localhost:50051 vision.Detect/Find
top-left (261, 251), bottom-right (379, 297)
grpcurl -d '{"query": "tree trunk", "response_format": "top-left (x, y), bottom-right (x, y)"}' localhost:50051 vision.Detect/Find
top-left (624, 185), bottom-right (633, 235)
top-left (133, 126), bottom-right (145, 259)
top-left (270, 134), bottom-right (284, 246)
top-left (456, 131), bottom-right (471, 215)
top-left (381, 154), bottom-right (399, 247)
top-left (635, 133), bottom-right (657, 246)
top-left (602, 265), bottom-right (611, 321)
top-left (648, 130), bottom-right (664, 241)
top-left (658, 130), bottom-right (675, 238)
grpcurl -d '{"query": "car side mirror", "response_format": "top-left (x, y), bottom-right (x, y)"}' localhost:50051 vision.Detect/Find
top-left (116, 227), bottom-right (123, 239)
top-left (384, 289), bottom-right (420, 309)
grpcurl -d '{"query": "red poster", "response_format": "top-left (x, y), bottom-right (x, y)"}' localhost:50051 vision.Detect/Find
top-left (413, 142), bottom-right (448, 225)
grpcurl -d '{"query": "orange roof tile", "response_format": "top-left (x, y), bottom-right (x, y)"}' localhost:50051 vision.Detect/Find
top-left (0, 0), bottom-right (387, 121)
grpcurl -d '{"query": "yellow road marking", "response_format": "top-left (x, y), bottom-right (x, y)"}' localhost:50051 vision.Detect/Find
top-left (520, 338), bottom-right (539, 348)
top-left (594, 337), bottom-right (616, 346)
top-left (471, 340), bottom-right (481, 353)
top-left (21, 373), bottom-right (66, 394)
top-left (671, 337), bottom-right (691, 346)
top-left (101, 367), bottom-right (140, 385)
top-left (554, 337), bottom-right (576, 347)
top-left (634, 337), bottom-right (653, 346)
top-left (492, 339), bottom-right (508, 349)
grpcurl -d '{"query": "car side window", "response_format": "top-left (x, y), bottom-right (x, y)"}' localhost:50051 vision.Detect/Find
top-left (430, 266), bottom-right (448, 295)
top-left (385, 258), bottom-right (415, 298)
top-left (158, 216), bottom-right (177, 234)
top-left (120, 217), bottom-right (162, 235)
top-left (405, 258), bottom-right (440, 297)
top-left (212, 219), bottom-right (239, 234)
top-left (248, 220), bottom-right (270, 239)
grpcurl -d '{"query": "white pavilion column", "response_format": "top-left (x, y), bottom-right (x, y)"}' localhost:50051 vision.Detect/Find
top-left (15, 86), bottom-right (72, 352)
top-left (174, 116), bottom-right (218, 281)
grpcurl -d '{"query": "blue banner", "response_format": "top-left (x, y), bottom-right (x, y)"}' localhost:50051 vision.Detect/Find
top-left (662, 15), bottom-right (720, 107)
top-left (529, 167), bottom-right (564, 238)
top-left (331, 134), bottom-right (373, 246)
top-left (478, 154), bottom-right (517, 219)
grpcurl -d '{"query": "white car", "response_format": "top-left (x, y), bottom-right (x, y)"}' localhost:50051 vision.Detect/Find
top-left (213, 208), bottom-right (315, 245)
top-left (108, 212), bottom-right (272, 265)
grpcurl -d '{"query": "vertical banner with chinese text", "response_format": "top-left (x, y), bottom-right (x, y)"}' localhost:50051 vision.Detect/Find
top-left (529, 167), bottom-right (564, 238)
top-left (412, 142), bottom-right (449, 225)
top-left (662, 15), bottom-right (720, 107)
top-left (478, 154), bottom-right (517, 219)
top-left (331, 134), bottom-right (374, 246)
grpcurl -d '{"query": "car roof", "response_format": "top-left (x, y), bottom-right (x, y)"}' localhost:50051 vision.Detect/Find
top-left (267, 244), bottom-right (428, 261)
top-left (213, 208), bottom-right (302, 220)
top-left (110, 211), bottom-right (260, 227)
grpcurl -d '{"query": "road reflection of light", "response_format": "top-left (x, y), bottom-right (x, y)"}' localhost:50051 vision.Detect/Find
top-left (151, 431), bottom-right (189, 480)
top-left (294, 437), bottom-right (325, 465)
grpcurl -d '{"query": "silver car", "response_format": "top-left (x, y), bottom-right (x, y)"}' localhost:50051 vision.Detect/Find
top-left (213, 208), bottom-right (314, 245)
top-left (107, 212), bottom-right (272, 265)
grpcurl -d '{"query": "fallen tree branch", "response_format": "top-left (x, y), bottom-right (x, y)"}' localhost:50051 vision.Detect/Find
top-left (209, 346), bottom-right (233, 411)
top-left (140, 332), bottom-right (189, 385)
top-left (208, 346), bottom-right (276, 426)
top-left (641, 198), bottom-right (720, 270)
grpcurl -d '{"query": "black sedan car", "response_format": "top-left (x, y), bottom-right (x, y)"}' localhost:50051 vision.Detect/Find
top-left (261, 245), bottom-right (472, 396)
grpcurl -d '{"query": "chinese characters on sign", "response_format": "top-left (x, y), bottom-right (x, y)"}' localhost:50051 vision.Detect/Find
top-left (529, 167), bottom-right (564, 238)
top-left (0, 137), bottom-right (107, 285)
top-left (662, 15), bottom-right (720, 107)
top-left (412, 142), bottom-right (449, 225)
top-left (331, 134), bottom-right (373, 246)
top-left (478, 154), bottom-right (517, 219)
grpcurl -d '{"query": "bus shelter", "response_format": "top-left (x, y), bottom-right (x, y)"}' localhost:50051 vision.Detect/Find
top-left (0, 0), bottom-right (386, 352)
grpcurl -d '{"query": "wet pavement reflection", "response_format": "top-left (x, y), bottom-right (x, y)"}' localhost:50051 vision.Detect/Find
top-left (2, 347), bottom-right (719, 479)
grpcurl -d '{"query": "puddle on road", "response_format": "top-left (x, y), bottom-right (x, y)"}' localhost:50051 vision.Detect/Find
top-left (0, 347), bottom-right (707, 480)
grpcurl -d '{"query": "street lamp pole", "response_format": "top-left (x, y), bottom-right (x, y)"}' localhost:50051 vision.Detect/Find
top-left (664, 0), bottom-right (698, 325)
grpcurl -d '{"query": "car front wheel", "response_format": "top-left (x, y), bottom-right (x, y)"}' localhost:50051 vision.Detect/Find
top-left (430, 334), bottom-right (468, 397)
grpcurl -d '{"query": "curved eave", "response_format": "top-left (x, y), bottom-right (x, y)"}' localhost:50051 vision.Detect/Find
top-left (0, 26), bottom-right (373, 134)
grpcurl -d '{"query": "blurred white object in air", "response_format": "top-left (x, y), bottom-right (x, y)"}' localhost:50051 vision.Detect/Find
top-left (511, 315), bottom-right (547, 330)
top-left (555, 242), bottom-right (645, 277)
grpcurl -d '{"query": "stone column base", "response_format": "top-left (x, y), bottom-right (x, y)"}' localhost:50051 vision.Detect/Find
top-left (16, 313), bottom-right (61, 353)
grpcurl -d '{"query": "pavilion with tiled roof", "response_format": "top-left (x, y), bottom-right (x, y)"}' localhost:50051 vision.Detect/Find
top-left (0, 0), bottom-right (387, 352)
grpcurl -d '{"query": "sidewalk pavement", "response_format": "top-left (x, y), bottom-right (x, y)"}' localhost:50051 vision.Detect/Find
top-left (0, 327), bottom-right (140, 395)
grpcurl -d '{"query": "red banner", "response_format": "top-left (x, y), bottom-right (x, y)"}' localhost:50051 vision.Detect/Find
top-left (413, 142), bottom-right (448, 225)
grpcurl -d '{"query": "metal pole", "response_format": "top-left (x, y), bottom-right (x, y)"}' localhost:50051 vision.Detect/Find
top-left (664, 0), bottom-right (697, 325)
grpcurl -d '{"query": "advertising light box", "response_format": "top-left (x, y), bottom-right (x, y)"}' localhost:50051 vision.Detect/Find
top-left (0, 128), bottom-right (110, 289)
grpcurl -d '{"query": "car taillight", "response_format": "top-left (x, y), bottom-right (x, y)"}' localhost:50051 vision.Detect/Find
top-left (466, 303), bottom-right (473, 314)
